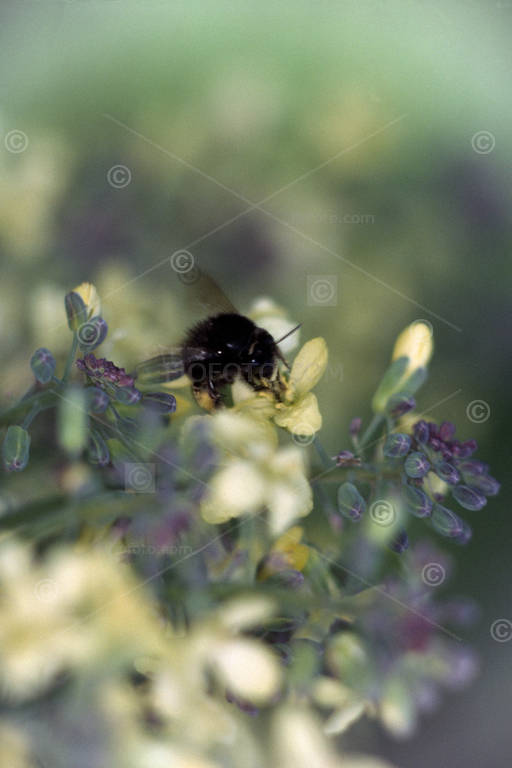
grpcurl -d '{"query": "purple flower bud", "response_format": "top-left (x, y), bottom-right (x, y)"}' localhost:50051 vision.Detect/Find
top-left (438, 421), bottom-right (456, 441)
top-left (452, 484), bottom-right (487, 511)
top-left (383, 433), bottom-right (412, 458)
top-left (458, 460), bottom-right (489, 476)
top-left (115, 386), bottom-right (142, 405)
top-left (387, 393), bottom-right (416, 418)
top-left (452, 439), bottom-right (477, 458)
top-left (349, 417), bottom-right (362, 437)
top-left (413, 420), bottom-right (430, 444)
top-left (402, 484), bottom-right (433, 518)
top-left (466, 473), bottom-right (500, 497)
top-left (77, 316), bottom-right (108, 352)
top-left (390, 529), bottom-right (409, 553)
top-left (434, 461), bottom-right (461, 486)
top-left (85, 386), bottom-right (110, 414)
top-left (431, 503), bottom-right (465, 539)
top-left (404, 451), bottom-right (430, 478)
top-left (30, 348), bottom-right (56, 384)
top-left (454, 520), bottom-right (473, 546)
top-left (337, 482), bottom-right (366, 521)
top-left (142, 392), bottom-right (177, 414)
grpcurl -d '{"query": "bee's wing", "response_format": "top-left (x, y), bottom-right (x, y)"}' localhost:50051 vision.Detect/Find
top-left (182, 268), bottom-right (240, 317)
top-left (136, 349), bottom-right (185, 385)
top-left (135, 345), bottom-right (212, 385)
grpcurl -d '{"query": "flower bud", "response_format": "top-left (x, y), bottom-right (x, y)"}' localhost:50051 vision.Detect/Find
top-left (431, 503), bottom-right (464, 538)
top-left (392, 321), bottom-right (433, 377)
top-left (386, 393), bottom-right (416, 418)
top-left (337, 482), bottom-right (366, 521)
top-left (383, 433), bottom-right (411, 458)
top-left (390, 529), bottom-right (409, 553)
top-left (349, 417), bottom-right (362, 437)
top-left (30, 348), bottom-right (56, 384)
top-left (72, 282), bottom-right (101, 319)
top-left (434, 461), bottom-right (460, 486)
top-left (371, 357), bottom-right (409, 413)
top-left (85, 386), bottom-right (110, 414)
top-left (141, 392), bottom-right (177, 414)
top-left (373, 322), bottom-right (433, 413)
top-left (413, 420), bottom-right (430, 445)
top-left (77, 316), bottom-right (108, 351)
top-left (404, 451), bottom-right (430, 479)
top-left (88, 429), bottom-right (110, 466)
top-left (454, 520), bottom-right (473, 545)
top-left (464, 473), bottom-right (500, 497)
top-left (64, 291), bottom-right (87, 331)
top-left (114, 386), bottom-right (142, 405)
top-left (402, 484), bottom-right (433, 518)
top-left (2, 425), bottom-right (31, 471)
top-left (452, 485), bottom-right (487, 511)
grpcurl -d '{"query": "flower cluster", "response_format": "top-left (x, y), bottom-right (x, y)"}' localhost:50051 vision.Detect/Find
top-left (0, 285), bottom-right (500, 768)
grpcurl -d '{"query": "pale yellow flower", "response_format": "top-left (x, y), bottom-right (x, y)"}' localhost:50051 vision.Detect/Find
top-left (392, 321), bottom-right (433, 378)
top-left (196, 411), bottom-right (313, 535)
top-left (234, 337), bottom-right (327, 438)
top-left (72, 281), bottom-right (101, 318)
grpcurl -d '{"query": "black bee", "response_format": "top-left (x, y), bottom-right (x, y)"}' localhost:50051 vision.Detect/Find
top-left (136, 271), bottom-right (300, 411)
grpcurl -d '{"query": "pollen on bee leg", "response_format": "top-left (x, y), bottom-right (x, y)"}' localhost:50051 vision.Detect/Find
top-left (193, 386), bottom-right (219, 412)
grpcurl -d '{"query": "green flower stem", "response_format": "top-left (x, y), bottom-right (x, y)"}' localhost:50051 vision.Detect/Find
top-left (0, 390), bottom-right (58, 426)
top-left (62, 332), bottom-right (79, 384)
top-left (22, 404), bottom-right (41, 430)
top-left (358, 413), bottom-right (385, 454)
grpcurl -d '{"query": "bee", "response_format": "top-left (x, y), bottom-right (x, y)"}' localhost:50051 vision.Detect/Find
top-left (136, 270), bottom-right (300, 411)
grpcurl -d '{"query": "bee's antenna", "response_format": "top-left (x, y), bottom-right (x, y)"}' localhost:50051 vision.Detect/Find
top-left (275, 323), bottom-right (302, 345)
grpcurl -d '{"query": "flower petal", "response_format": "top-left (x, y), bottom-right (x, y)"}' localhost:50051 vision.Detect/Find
top-left (274, 392), bottom-right (322, 435)
top-left (201, 460), bottom-right (265, 524)
top-left (211, 638), bottom-right (281, 702)
top-left (289, 337), bottom-right (328, 398)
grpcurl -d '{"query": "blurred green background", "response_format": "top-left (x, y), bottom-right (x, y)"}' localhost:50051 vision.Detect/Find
top-left (0, 2), bottom-right (510, 765)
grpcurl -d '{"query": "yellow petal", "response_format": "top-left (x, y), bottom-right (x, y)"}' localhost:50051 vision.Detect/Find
top-left (267, 458), bottom-right (313, 537)
top-left (274, 392), bottom-right (322, 435)
top-left (217, 596), bottom-right (276, 632)
top-left (201, 460), bottom-right (265, 524)
top-left (289, 337), bottom-right (328, 398)
top-left (392, 321), bottom-right (433, 376)
top-left (211, 411), bottom-right (277, 454)
top-left (211, 638), bottom-right (281, 702)
top-left (72, 282), bottom-right (101, 318)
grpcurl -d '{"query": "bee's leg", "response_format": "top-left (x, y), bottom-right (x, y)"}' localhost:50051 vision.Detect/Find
top-left (192, 381), bottom-right (221, 412)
